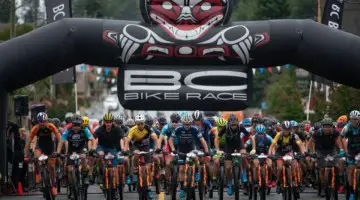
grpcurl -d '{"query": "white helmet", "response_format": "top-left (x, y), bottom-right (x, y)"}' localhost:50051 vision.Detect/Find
top-left (181, 113), bottom-right (193, 124)
top-left (135, 114), bottom-right (145, 122)
top-left (350, 110), bottom-right (360, 119)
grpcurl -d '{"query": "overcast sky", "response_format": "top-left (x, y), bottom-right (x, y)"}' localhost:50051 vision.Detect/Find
top-left (16, 0), bottom-right (45, 24)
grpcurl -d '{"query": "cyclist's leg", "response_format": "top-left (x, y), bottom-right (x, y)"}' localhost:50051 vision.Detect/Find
top-left (276, 159), bottom-right (284, 183)
top-left (96, 145), bottom-right (105, 183)
top-left (266, 158), bottom-right (273, 184)
top-left (212, 156), bottom-right (220, 181)
top-left (252, 159), bottom-right (259, 183)
top-left (164, 144), bottom-right (173, 183)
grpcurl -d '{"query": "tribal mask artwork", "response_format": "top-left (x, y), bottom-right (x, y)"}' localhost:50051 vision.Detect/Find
top-left (140, 0), bottom-right (232, 40)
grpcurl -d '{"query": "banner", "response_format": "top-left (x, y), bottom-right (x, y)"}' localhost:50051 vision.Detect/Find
top-left (118, 65), bottom-right (252, 111)
top-left (45, 0), bottom-right (76, 84)
top-left (322, 0), bottom-right (345, 30)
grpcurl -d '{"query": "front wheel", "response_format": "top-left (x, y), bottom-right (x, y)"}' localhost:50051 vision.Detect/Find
top-left (41, 168), bottom-right (54, 200)
top-left (106, 169), bottom-right (113, 200)
top-left (232, 166), bottom-right (240, 200)
top-left (171, 165), bottom-right (178, 200)
top-left (138, 166), bottom-right (148, 200)
top-left (198, 165), bottom-right (206, 200)
top-left (353, 169), bottom-right (360, 200)
top-left (186, 166), bottom-right (195, 200)
top-left (259, 167), bottom-right (266, 200)
top-left (118, 166), bottom-right (125, 200)
top-left (218, 165), bottom-right (224, 200)
top-left (72, 169), bottom-right (80, 200)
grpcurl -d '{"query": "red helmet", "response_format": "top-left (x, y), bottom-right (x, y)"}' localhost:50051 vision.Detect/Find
top-left (304, 123), bottom-right (311, 132)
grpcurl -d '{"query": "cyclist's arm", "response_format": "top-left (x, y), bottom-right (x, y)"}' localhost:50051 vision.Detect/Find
top-left (25, 125), bottom-right (38, 157)
top-left (59, 129), bottom-right (68, 154)
top-left (294, 135), bottom-right (305, 154)
top-left (214, 132), bottom-right (220, 151)
top-left (49, 123), bottom-right (62, 153)
top-left (169, 131), bottom-right (177, 152)
top-left (200, 137), bottom-right (209, 153)
top-left (335, 134), bottom-right (344, 152)
top-left (151, 133), bottom-right (160, 149)
top-left (307, 136), bottom-right (315, 153)
top-left (249, 135), bottom-right (256, 152)
top-left (126, 128), bottom-right (134, 150)
top-left (84, 128), bottom-right (96, 150)
top-left (269, 133), bottom-right (280, 155)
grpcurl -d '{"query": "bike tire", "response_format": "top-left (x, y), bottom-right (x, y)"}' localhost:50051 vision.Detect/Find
top-left (344, 169), bottom-right (350, 200)
top-left (354, 170), bottom-right (360, 200)
top-left (171, 165), bottom-right (178, 200)
top-left (248, 182), bottom-right (253, 200)
top-left (186, 166), bottom-right (194, 200)
top-left (198, 165), bottom-right (206, 200)
top-left (41, 168), bottom-right (53, 200)
top-left (138, 167), bottom-right (148, 200)
top-left (260, 167), bottom-right (266, 200)
top-left (253, 184), bottom-right (258, 200)
top-left (233, 166), bottom-right (240, 200)
top-left (56, 164), bottom-right (61, 194)
top-left (106, 169), bottom-right (113, 200)
top-left (118, 166), bottom-right (124, 200)
top-left (317, 168), bottom-right (321, 197)
top-left (72, 169), bottom-right (80, 200)
top-left (218, 165), bottom-right (224, 200)
top-left (324, 168), bottom-right (333, 200)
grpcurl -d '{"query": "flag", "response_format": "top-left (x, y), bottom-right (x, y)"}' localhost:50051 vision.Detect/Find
top-left (104, 68), bottom-right (110, 75)
top-left (259, 68), bottom-right (265, 74)
top-left (112, 69), bottom-right (118, 76)
top-left (252, 68), bottom-right (256, 75)
top-left (276, 66), bottom-right (281, 73)
top-left (96, 68), bottom-right (102, 75)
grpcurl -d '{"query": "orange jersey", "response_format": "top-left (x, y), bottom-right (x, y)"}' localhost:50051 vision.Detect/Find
top-left (29, 123), bottom-right (61, 140)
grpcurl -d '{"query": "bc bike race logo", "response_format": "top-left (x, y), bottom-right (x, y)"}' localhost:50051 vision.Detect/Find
top-left (102, 0), bottom-right (271, 64)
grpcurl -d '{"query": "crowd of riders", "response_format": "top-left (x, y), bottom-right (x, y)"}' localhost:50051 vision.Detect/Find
top-left (22, 109), bottom-right (360, 200)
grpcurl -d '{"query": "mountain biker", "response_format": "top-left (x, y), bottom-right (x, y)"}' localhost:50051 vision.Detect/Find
top-left (24, 112), bottom-right (62, 196)
top-left (246, 124), bottom-right (274, 187)
top-left (125, 114), bottom-right (160, 199)
top-left (82, 116), bottom-right (94, 134)
top-left (217, 113), bottom-right (256, 196)
top-left (269, 120), bottom-right (305, 194)
top-left (57, 115), bottom-right (96, 186)
top-left (169, 113), bottom-right (209, 199)
top-left (93, 113), bottom-right (127, 184)
top-left (307, 117), bottom-right (345, 196)
top-left (62, 113), bottom-right (74, 134)
top-left (212, 117), bottom-right (228, 186)
top-left (114, 115), bottom-right (129, 135)
top-left (126, 118), bottom-right (135, 129)
top-left (341, 110), bottom-right (360, 200)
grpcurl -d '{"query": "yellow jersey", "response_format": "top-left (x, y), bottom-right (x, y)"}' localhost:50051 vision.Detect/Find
top-left (127, 125), bottom-right (157, 142)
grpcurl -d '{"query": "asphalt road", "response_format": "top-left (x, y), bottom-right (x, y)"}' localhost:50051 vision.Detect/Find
top-left (0, 186), bottom-right (346, 200)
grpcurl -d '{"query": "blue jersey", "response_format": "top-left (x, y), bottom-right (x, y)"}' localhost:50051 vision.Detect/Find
top-left (172, 126), bottom-right (203, 153)
top-left (161, 123), bottom-right (180, 145)
top-left (62, 127), bottom-right (93, 153)
top-left (194, 120), bottom-right (213, 147)
top-left (246, 133), bottom-right (273, 154)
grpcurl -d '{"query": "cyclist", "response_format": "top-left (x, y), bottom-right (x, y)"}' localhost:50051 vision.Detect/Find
top-left (246, 124), bottom-right (274, 187)
top-left (93, 113), bottom-right (127, 184)
top-left (264, 119), bottom-right (277, 138)
top-left (53, 118), bottom-right (61, 130)
top-left (57, 115), bottom-right (96, 186)
top-left (341, 110), bottom-right (360, 200)
top-left (114, 115), bottom-right (129, 134)
top-left (24, 112), bottom-right (62, 196)
top-left (307, 117), bottom-right (345, 197)
top-left (158, 112), bottom-right (181, 193)
top-left (212, 117), bottom-right (228, 186)
top-left (82, 116), bottom-right (94, 134)
top-left (269, 120), bottom-right (305, 194)
top-left (217, 113), bottom-right (256, 196)
top-left (126, 118), bottom-right (135, 129)
top-left (169, 113), bottom-right (210, 199)
top-left (62, 113), bottom-right (74, 134)
top-left (125, 114), bottom-right (160, 199)
top-left (153, 116), bottom-right (167, 138)
top-left (241, 118), bottom-right (253, 144)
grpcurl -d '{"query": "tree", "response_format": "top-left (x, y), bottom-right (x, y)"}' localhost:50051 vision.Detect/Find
top-left (327, 85), bottom-right (360, 119)
top-left (0, 0), bottom-right (11, 22)
top-left (255, 0), bottom-right (291, 20)
top-left (265, 69), bottom-right (305, 121)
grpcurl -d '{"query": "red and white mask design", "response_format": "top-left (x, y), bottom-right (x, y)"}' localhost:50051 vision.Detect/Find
top-left (147, 0), bottom-right (228, 40)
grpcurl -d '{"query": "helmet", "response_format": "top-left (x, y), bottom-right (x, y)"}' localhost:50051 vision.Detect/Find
top-left (228, 113), bottom-right (239, 125)
top-left (65, 112), bottom-right (74, 124)
top-left (126, 118), bottom-right (135, 126)
top-left (350, 110), bottom-right (360, 120)
top-left (47, 118), bottom-right (54, 124)
top-left (298, 123), bottom-right (305, 130)
top-left (192, 110), bottom-right (203, 121)
top-left (60, 121), bottom-right (66, 127)
top-left (181, 114), bottom-right (193, 124)
top-left (135, 114), bottom-right (145, 122)
top-left (290, 120), bottom-right (298, 127)
top-left (37, 112), bottom-right (48, 123)
top-left (281, 121), bottom-right (291, 130)
top-left (82, 116), bottom-right (90, 126)
top-left (145, 116), bottom-right (153, 126)
top-left (170, 113), bottom-right (181, 122)
top-left (252, 116), bottom-right (261, 125)
top-left (256, 124), bottom-right (266, 134)
top-left (337, 115), bottom-right (348, 123)
top-left (103, 113), bottom-right (114, 121)
top-left (242, 118), bottom-right (252, 126)
top-left (314, 122), bottom-right (322, 130)
top-left (158, 116), bottom-right (167, 125)
top-left (114, 115), bottom-right (123, 125)
top-left (216, 118), bottom-right (228, 127)
top-left (322, 118), bottom-right (333, 126)
top-left (72, 114), bottom-right (83, 125)
top-left (264, 120), bottom-right (273, 128)
top-left (53, 118), bottom-right (60, 127)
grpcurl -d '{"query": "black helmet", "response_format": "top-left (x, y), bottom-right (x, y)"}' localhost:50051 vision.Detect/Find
top-left (298, 122), bottom-right (305, 130)
top-left (114, 115), bottom-right (123, 125)
top-left (322, 118), bottom-right (333, 126)
top-left (228, 113), bottom-right (239, 125)
top-left (53, 118), bottom-right (61, 127)
top-left (192, 110), bottom-right (203, 121)
top-left (170, 113), bottom-right (181, 122)
top-left (158, 116), bottom-right (167, 125)
top-left (145, 116), bottom-right (153, 126)
top-left (314, 122), bottom-right (322, 131)
top-left (252, 116), bottom-right (261, 125)
top-left (65, 113), bottom-right (74, 124)
top-left (72, 114), bottom-right (83, 125)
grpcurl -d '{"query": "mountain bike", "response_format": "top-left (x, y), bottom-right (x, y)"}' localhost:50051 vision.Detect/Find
top-left (38, 154), bottom-right (56, 200)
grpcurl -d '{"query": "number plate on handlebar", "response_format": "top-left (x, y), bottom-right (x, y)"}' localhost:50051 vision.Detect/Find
top-left (282, 155), bottom-right (293, 161)
top-left (105, 153), bottom-right (115, 160)
top-left (231, 153), bottom-right (242, 157)
top-left (38, 155), bottom-right (48, 161)
top-left (355, 154), bottom-right (360, 161)
top-left (70, 153), bottom-right (80, 160)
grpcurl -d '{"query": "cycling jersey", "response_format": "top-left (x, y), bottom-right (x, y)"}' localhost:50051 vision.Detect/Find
top-left (172, 126), bottom-right (203, 154)
top-left (272, 132), bottom-right (301, 155)
top-left (211, 127), bottom-right (226, 150)
top-left (341, 123), bottom-right (360, 155)
top-left (29, 123), bottom-right (60, 155)
top-left (193, 120), bottom-right (213, 147)
top-left (161, 123), bottom-right (180, 145)
top-left (94, 124), bottom-right (125, 150)
top-left (295, 131), bottom-right (309, 142)
top-left (246, 133), bottom-right (273, 154)
top-left (153, 127), bottom-right (161, 137)
top-left (127, 125), bottom-right (156, 151)
top-left (312, 128), bottom-right (339, 155)
top-left (61, 123), bottom-right (73, 134)
top-left (218, 125), bottom-right (249, 155)
top-left (61, 127), bottom-right (93, 154)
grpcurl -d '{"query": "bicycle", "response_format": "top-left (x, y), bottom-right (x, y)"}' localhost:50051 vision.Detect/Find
top-left (38, 154), bottom-right (57, 200)
top-left (349, 153), bottom-right (360, 200)
top-left (231, 152), bottom-right (246, 200)
top-left (307, 152), bottom-right (341, 200)
top-left (251, 153), bottom-right (271, 200)
top-left (103, 152), bottom-right (117, 200)
top-left (55, 154), bottom-right (65, 194)
top-left (116, 151), bottom-right (126, 200)
top-left (67, 149), bottom-right (90, 200)
top-left (151, 151), bottom-right (166, 195)
top-left (214, 151), bottom-right (226, 200)
top-left (135, 150), bottom-right (153, 200)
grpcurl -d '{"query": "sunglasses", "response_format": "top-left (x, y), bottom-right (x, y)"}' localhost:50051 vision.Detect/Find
top-left (171, 121), bottom-right (179, 123)
top-left (183, 123), bottom-right (191, 126)
top-left (73, 123), bottom-right (81, 127)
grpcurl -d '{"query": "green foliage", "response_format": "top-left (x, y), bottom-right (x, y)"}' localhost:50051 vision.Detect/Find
top-left (72, 0), bottom-right (134, 19)
top-left (310, 90), bottom-right (328, 122)
top-left (0, 24), bottom-right (34, 41)
top-left (328, 85), bottom-right (360, 119)
top-left (265, 69), bottom-right (305, 121)
top-left (0, 0), bottom-right (11, 23)
top-left (255, 0), bottom-right (291, 20)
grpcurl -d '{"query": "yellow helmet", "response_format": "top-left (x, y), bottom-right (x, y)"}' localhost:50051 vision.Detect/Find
top-left (103, 113), bottom-right (114, 121)
top-left (216, 117), bottom-right (228, 127)
top-left (82, 116), bottom-right (89, 126)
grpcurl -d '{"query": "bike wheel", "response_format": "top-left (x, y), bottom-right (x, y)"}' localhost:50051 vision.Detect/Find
top-left (171, 165), bottom-right (178, 200)
top-left (72, 169), bottom-right (80, 200)
top-left (248, 182), bottom-right (253, 200)
top-left (317, 168), bottom-right (321, 197)
top-left (198, 165), bottom-right (206, 200)
top-left (260, 167), bottom-right (266, 200)
top-left (354, 170), bottom-right (360, 200)
top-left (281, 167), bottom-right (292, 200)
top-left (138, 167), bottom-right (148, 200)
top-left (186, 166), bottom-right (194, 200)
top-left (118, 166), bottom-right (124, 200)
top-left (56, 165), bottom-right (61, 193)
top-left (232, 166), bottom-right (240, 200)
top-left (106, 169), bottom-right (113, 200)
top-left (218, 165), bottom-right (224, 200)
top-left (28, 161), bottom-right (35, 191)
top-left (41, 168), bottom-right (53, 200)
top-left (324, 168), bottom-right (333, 200)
